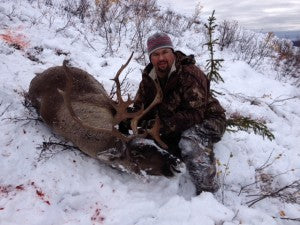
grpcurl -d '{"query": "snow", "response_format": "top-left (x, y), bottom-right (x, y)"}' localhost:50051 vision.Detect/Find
top-left (1, 0), bottom-right (300, 225)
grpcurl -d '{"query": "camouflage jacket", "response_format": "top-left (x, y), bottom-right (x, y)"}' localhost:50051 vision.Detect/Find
top-left (134, 51), bottom-right (226, 140)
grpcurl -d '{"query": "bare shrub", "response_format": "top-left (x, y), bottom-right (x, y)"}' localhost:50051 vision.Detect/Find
top-left (92, 0), bottom-right (130, 55)
top-left (233, 30), bottom-right (275, 69)
top-left (217, 20), bottom-right (239, 51)
top-left (56, 0), bottom-right (203, 60)
top-left (45, 0), bottom-right (53, 6)
top-left (60, 0), bottom-right (91, 22)
top-left (155, 10), bottom-right (189, 36)
top-left (154, 3), bottom-right (203, 41)
top-left (273, 38), bottom-right (300, 83)
top-left (186, 2), bottom-right (203, 29)
top-left (77, 0), bottom-right (91, 21)
top-left (236, 150), bottom-right (300, 207)
top-left (91, 0), bottom-right (159, 58)
top-left (129, 0), bottom-right (159, 64)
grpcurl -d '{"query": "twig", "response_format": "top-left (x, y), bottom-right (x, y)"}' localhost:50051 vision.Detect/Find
top-left (238, 180), bottom-right (257, 196)
top-left (75, 27), bottom-right (97, 51)
top-left (1, 116), bottom-right (42, 125)
top-left (272, 168), bottom-right (300, 179)
top-left (2, 115), bottom-right (42, 126)
top-left (257, 153), bottom-right (282, 172)
top-left (37, 139), bottom-right (80, 161)
top-left (223, 90), bottom-right (299, 122)
top-left (56, 17), bottom-right (73, 33)
top-left (256, 149), bottom-right (278, 171)
top-left (239, 168), bottom-right (299, 196)
top-left (275, 217), bottom-right (300, 222)
top-left (268, 95), bottom-right (298, 106)
top-left (221, 152), bottom-right (233, 204)
top-left (40, 141), bottom-right (78, 150)
top-left (231, 209), bottom-right (240, 221)
top-left (246, 180), bottom-right (300, 207)
top-left (4, 5), bottom-right (16, 21)
top-left (0, 102), bottom-right (12, 117)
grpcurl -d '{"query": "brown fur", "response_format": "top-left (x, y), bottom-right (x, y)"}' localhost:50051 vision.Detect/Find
top-left (28, 62), bottom-right (180, 176)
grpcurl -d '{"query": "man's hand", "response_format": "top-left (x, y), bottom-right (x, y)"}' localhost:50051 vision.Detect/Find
top-left (160, 117), bottom-right (176, 135)
top-left (147, 119), bottom-right (156, 129)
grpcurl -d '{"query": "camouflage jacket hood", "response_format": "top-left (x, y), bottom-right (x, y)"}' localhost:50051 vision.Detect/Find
top-left (134, 51), bottom-right (226, 137)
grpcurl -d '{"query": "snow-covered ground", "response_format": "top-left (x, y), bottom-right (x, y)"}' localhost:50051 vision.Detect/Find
top-left (0, 1), bottom-right (299, 225)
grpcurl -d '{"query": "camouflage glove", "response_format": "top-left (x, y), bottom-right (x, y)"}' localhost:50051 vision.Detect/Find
top-left (137, 119), bottom-right (156, 134)
top-left (142, 119), bottom-right (155, 129)
top-left (160, 117), bottom-right (177, 135)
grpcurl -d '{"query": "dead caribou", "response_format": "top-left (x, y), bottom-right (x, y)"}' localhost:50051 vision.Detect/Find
top-left (28, 53), bottom-right (180, 176)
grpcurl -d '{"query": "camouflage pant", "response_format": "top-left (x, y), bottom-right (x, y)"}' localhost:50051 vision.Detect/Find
top-left (178, 118), bottom-right (225, 194)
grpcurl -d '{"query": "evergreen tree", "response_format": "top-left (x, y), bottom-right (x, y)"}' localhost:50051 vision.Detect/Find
top-left (204, 10), bottom-right (224, 83)
top-left (204, 10), bottom-right (275, 141)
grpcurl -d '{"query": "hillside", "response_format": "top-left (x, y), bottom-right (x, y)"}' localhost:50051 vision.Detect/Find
top-left (0, 0), bottom-right (299, 225)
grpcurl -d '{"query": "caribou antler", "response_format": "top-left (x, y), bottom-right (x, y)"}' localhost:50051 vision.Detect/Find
top-left (108, 52), bottom-right (144, 124)
top-left (145, 115), bottom-right (168, 149)
top-left (130, 77), bottom-right (168, 149)
top-left (58, 53), bottom-right (168, 149)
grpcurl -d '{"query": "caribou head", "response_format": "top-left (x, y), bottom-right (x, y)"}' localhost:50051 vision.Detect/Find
top-left (28, 53), bottom-right (180, 176)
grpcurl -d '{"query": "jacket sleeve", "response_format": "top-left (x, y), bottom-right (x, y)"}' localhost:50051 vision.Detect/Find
top-left (161, 72), bottom-right (208, 133)
top-left (161, 65), bottom-right (226, 136)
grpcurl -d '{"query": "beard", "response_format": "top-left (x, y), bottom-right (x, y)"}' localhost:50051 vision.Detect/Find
top-left (156, 61), bottom-right (171, 74)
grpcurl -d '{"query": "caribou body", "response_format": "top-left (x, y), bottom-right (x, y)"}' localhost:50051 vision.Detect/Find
top-left (28, 55), bottom-right (180, 176)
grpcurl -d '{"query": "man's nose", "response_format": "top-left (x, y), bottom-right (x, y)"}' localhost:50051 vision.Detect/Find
top-left (158, 54), bottom-right (165, 60)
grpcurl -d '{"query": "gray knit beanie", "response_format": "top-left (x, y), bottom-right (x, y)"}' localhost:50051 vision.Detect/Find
top-left (147, 32), bottom-right (174, 56)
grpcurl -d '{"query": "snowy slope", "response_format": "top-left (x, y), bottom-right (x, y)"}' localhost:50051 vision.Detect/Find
top-left (0, 1), bottom-right (299, 225)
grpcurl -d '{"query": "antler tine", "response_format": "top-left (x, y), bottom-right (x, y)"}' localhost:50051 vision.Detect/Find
top-left (111, 52), bottom-right (134, 105)
top-left (110, 52), bottom-right (145, 125)
top-left (130, 78), bottom-right (168, 149)
top-left (130, 78), bottom-right (162, 134)
top-left (147, 116), bottom-right (169, 149)
top-left (58, 61), bottom-right (130, 143)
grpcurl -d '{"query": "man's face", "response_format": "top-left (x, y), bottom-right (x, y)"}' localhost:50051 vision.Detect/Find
top-left (150, 48), bottom-right (175, 75)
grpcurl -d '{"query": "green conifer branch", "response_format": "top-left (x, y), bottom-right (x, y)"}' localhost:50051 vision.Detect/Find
top-left (226, 116), bottom-right (275, 141)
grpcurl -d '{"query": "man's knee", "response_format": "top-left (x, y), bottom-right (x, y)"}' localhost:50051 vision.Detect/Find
top-left (179, 125), bottom-right (213, 158)
top-left (178, 124), bottom-right (219, 194)
top-left (194, 118), bottom-right (226, 144)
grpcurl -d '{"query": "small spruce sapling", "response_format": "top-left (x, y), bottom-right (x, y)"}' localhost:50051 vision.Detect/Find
top-left (204, 10), bottom-right (224, 84)
top-left (204, 10), bottom-right (274, 141)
